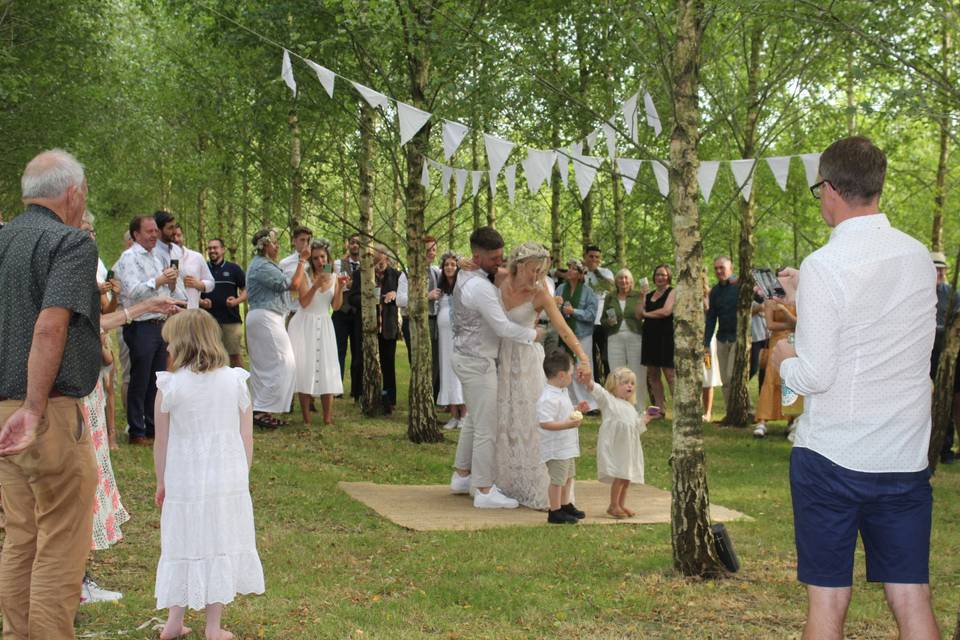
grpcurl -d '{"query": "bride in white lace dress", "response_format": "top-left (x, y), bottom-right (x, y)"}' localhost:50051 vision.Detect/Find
top-left (494, 243), bottom-right (591, 509)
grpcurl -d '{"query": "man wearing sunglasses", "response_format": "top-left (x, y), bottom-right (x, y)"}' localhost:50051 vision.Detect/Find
top-left (772, 137), bottom-right (939, 639)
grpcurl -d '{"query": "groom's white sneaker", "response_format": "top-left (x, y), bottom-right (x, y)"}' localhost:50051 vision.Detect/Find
top-left (450, 472), bottom-right (471, 495)
top-left (474, 485), bottom-right (519, 509)
top-left (443, 418), bottom-right (460, 430)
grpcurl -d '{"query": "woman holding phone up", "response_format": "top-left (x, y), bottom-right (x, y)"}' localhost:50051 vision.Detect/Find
top-left (288, 239), bottom-right (347, 426)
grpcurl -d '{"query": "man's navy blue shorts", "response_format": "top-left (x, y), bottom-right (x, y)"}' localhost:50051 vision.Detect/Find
top-left (789, 447), bottom-right (932, 588)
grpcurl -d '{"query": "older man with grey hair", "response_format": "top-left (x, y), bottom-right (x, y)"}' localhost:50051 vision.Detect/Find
top-left (0, 149), bottom-right (100, 638)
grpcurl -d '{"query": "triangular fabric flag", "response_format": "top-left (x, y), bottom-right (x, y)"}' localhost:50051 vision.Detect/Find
top-left (420, 161), bottom-right (430, 188)
top-left (441, 164), bottom-right (453, 196)
top-left (800, 153), bottom-right (821, 186)
top-left (471, 170), bottom-right (483, 197)
top-left (352, 81), bottom-right (389, 110)
top-left (585, 129), bottom-right (599, 151)
top-left (505, 165), bottom-right (517, 203)
top-left (573, 156), bottom-right (602, 200)
top-left (304, 60), bottom-right (334, 97)
top-left (396, 101), bottom-right (432, 146)
top-left (617, 158), bottom-right (642, 195)
top-left (650, 160), bottom-right (669, 197)
top-left (570, 141), bottom-right (583, 158)
top-left (455, 169), bottom-right (468, 207)
top-left (622, 93), bottom-right (639, 144)
top-left (281, 50), bottom-right (297, 97)
top-left (483, 134), bottom-right (515, 179)
top-left (556, 149), bottom-right (569, 187)
top-left (730, 159), bottom-right (756, 201)
top-left (697, 161), bottom-right (720, 203)
top-left (644, 91), bottom-right (662, 136)
top-left (602, 122), bottom-right (617, 159)
top-left (521, 149), bottom-right (555, 194)
top-left (442, 120), bottom-right (469, 160)
top-left (765, 156), bottom-right (791, 191)
top-left (488, 169), bottom-right (498, 198)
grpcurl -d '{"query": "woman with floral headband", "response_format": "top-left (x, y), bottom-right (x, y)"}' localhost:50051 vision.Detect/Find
top-left (493, 242), bottom-right (592, 510)
top-left (245, 228), bottom-right (307, 429)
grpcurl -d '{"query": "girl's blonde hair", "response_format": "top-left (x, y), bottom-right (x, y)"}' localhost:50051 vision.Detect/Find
top-left (161, 310), bottom-right (229, 373)
top-left (604, 367), bottom-right (637, 405)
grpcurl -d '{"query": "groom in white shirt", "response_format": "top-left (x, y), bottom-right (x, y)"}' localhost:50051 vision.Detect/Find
top-left (449, 227), bottom-right (543, 508)
top-left (772, 136), bottom-right (939, 640)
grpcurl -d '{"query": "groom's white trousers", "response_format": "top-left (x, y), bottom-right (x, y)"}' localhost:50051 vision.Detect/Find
top-left (452, 352), bottom-right (498, 489)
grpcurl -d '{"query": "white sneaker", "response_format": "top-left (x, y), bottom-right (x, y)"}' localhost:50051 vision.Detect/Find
top-left (450, 471), bottom-right (471, 495)
top-left (752, 422), bottom-right (767, 438)
top-left (443, 418), bottom-right (459, 430)
top-left (473, 485), bottom-right (519, 509)
top-left (80, 576), bottom-right (122, 604)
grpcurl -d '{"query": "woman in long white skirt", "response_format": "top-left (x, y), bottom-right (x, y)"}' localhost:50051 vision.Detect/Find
top-left (245, 228), bottom-right (306, 428)
top-left (435, 253), bottom-right (465, 429)
top-left (288, 240), bottom-right (346, 426)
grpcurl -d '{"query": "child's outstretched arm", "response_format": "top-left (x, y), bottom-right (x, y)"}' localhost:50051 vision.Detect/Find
top-left (240, 404), bottom-right (254, 469)
top-left (153, 393), bottom-right (170, 508)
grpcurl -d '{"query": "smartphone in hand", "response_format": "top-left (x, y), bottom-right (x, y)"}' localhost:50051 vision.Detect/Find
top-left (169, 259), bottom-right (179, 269)
top-left (751, 267), bottom-right (786, 299)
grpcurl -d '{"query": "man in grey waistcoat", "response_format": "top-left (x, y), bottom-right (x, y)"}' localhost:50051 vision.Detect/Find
top-left (450, 227), bottom-right (542, 508)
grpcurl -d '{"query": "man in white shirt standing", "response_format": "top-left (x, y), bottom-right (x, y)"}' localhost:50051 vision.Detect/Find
top-left (171, 225), bottom-right (214, 309)
top-left (449, 227), bottom-right (543, 508)
top-left (583, 245), bottom-right (613, 385)
top-left (278, 225), bottom-right (313, 319)
top-left (152, 210), bottom-right (182, 268)
top-left (772, 137), bottom-right (939, 640)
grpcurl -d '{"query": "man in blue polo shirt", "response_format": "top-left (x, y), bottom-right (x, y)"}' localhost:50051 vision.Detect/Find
top-left (200, 238), bottom-right (247, 367)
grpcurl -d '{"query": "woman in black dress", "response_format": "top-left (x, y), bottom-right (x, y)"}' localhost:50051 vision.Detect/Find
top-left (639, 264), bottom-right (676, 414)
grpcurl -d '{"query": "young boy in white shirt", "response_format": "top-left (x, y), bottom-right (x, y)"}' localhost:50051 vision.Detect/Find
top-left (537, 350), bottom-right (589, 524)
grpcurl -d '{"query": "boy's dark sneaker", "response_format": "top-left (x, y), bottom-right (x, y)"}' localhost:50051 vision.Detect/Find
top-left (547, 509), bottom-right (578, 524)
top-left (560, 503), bottom-right (586, 519)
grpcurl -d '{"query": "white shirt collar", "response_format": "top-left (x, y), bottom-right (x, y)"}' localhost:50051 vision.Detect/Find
top-left (544, 384), bottom-right (567, 395)
top-left (132, 242), bottom-right (152, 256)
top-left (829, 213), bottom-right (889, 241)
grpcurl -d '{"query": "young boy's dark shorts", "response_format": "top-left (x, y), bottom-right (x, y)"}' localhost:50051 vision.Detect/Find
top-left (789, 447), bottom-right (932, 588)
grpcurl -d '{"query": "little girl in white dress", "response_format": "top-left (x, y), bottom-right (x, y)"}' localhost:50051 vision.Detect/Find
top-left (154, 310), bottom-right (264, 640)
top-left (580, 367), bottom-right (654, 519)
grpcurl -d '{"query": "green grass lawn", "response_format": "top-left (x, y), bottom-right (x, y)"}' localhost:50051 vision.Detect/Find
top-left (52, 343), bottom-right (960, 637)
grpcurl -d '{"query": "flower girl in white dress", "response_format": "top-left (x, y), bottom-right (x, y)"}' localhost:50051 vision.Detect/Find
top-left (154, 310), bottom-right (264, 640)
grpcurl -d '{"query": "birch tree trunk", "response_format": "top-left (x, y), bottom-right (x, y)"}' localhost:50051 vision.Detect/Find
top-left (289, 109), bottom-right (302, 232)
top-left (669, 0), bottom-right (726, 578)
top-left (929, 249), bottom-right (960, 472)
top-left (725, 25), bottom-right (763, 427)
top-left (358, 103), bottom-right (383, 416)
top-left (932, 16), bottom-right (952, 253)
top-left (399, 0), bottom-right (442, 443)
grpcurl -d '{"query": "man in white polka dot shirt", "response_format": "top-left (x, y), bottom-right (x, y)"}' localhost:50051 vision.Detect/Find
top-left (771, 136), bottom-right (939, 640)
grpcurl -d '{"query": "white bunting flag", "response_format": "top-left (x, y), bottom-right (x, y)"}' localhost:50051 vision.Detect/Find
top-left (488, 169), bottom-right (498, 198)
top-left (420, 161), bottom-right (430, 188)
top-left (471, 170), bottom-right (483, 197)
top-left (455, 169), bottom-right (468, 207)
top-left (305, 60), bottom-right (335, 97)
top-left (570, 141), bottom-right (583, 158)
top-left (505, 165), bottom-right (517, 203)
top-left (766, 156), bottom-right (791, 191)
top-left (697, 161), bottom-right (720, 203)
top-left (800, 153), bottom-right (821, 186)
top-left (521, 149), bottom-right (555, 194)
top-left (483, 134), bottom-right (515, 179)
top-left (442, 120), bottom-right (469, 160)
top-left (644, 91), bottom-right (662, 136)
top-left (573, 156), bottom-right (602, 200)
top-left (617, 158), bottom-right (642, 195)
top-left (281, 50), bottom-right (297, 97)
top-left (556, 149), bottom-right (569, 186)
top-left (396, 101), bottom-right (432, 146)
top-left (622, 93), bottom-right (639, 143)
top-left (352, 81), bottom-right (389, 110)
top-left (730, 159), bottom-right (756, 201)
top-left (650, 160), bottom-right (669, 197)
top-left (441, 164), bottom-right (453, 196)
top-left (585, 129), bottom-right (599, 151)
top-left (602, 122), bottom-right (617, 159)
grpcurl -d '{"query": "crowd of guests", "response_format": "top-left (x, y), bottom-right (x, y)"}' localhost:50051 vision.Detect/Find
top-left (2, 139), bottom-right (959, 638)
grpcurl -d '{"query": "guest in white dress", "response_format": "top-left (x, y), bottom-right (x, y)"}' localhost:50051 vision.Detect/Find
top-left (435, 252), bottom-right (465, 429)
top-left (154, 310), bottom-right (264, 640)
top-left (579, 366), bottom-right (653, 519)
top-left (288, 239), bottom-right (347, 426)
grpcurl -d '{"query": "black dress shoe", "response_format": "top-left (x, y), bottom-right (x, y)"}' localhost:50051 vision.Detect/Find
top-left (585, 409), bottom-right (601, 417)
top-left (560, 503), bottom-right (586, 519)
top-left (547, 509), bottom-right (578, 524)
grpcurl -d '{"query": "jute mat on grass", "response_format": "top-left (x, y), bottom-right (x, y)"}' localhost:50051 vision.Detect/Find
top-left (338, 480), bottom-right (750, 531)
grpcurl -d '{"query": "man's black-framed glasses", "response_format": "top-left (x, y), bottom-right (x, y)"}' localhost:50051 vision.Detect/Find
top-left (809, 179), bottom-right (832, 200)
